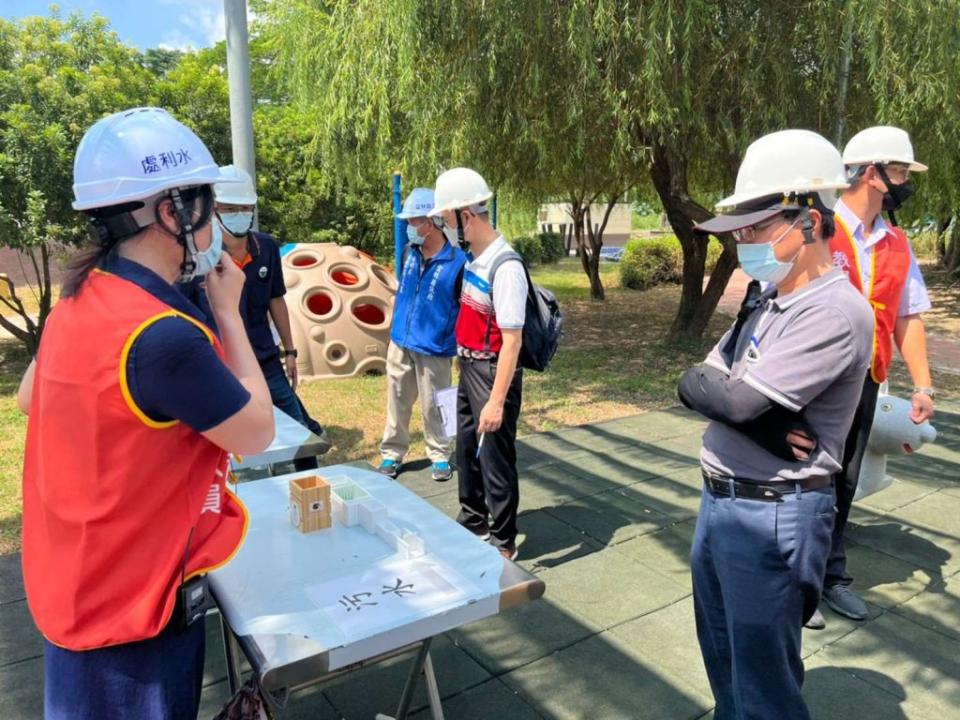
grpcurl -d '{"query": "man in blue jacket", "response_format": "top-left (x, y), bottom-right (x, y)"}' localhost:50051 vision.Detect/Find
top-left (378, 188), bottom-right (467, 481)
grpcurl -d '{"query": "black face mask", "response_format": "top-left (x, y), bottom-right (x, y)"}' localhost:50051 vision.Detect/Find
top-left (875, 164), bottom-right (914, 212)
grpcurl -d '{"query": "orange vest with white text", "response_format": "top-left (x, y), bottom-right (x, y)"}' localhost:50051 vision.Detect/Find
top-left (830, 218), bottom-right (910, 383)
top-left (22, 269), bottom-right (248, 650)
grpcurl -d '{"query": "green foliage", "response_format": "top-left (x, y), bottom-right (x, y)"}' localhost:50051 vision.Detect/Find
top-left (0, 12), bottom-right (154, 251)
top-left (538, 232), bottom-right (567, 264)
top-left (509, 231), bottom-right (567, 266)
top-left (906, 230), bottom-right (939, 262)
top-left (253, 104), bottom-right (393, 259)
top-left (512, 234), bottom-right (543, 266)
top-left (140, 47), bottom-right (182, 79)
top-left (0, 11), bottom-right (155, 350)
top-left (155, 45), bottom-right (232, 164)
top-left (620, 237), bottom-right (682, 291)
top-left (632, 213), bottom-right (664, 232)
top-left (620, 236), bottom-right (721, 291)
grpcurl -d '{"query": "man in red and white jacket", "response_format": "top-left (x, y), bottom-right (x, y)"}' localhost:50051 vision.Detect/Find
top-left (810, 126), bottom-right (935, 629)
top-left (429, 168), bottom-right (527, 561)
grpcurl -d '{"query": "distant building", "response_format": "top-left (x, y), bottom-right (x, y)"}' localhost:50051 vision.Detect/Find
top-left (537, 202), bottom-right (633, 250)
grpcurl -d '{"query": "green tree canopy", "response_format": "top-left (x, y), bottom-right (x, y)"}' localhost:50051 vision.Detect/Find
top-left (0, 11), bottom-right (154, 351)
top-left (259, 0), bottom-right (960, 336)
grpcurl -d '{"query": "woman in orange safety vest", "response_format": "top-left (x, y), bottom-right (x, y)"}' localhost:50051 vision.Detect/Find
top-left (18, 108), bottom-right (275, 720)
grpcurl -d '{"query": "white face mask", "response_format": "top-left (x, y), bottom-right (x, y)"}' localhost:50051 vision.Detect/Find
top-left (218, 211), bottom-right (254, 236)
top-left (406, 223), bottom-right (425, 246)
top-left (188, 221), bottom-right (223, 279)
top-left (442, 226), bottom-right (459, 245)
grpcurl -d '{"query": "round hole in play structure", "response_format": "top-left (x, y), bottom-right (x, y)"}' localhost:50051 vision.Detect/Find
top-left (325, 341), bottom-right (351, 366)
top-left (352, 302), bottom-right (387, 327)
top-left (369, 264), bottom-right (397, 291)
top-left (289, 252), bottom-right (321, 268)
top-left (330, 266), bottom-right (361, 287)
top-left (304, 290), bottom-right (335, 318)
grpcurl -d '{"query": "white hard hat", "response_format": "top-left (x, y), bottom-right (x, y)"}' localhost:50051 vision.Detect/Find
top-left (215, 165), bottom-right (258, 205)
top-left (842, 126), bottom-right (928, 172)
top-left (697, 130), bottom-right (849, 234)
top-left (396, 187), bottom-right (435, 219)
top-left (428, 167), bottom-right (493, 217)
top-left (72, 107), bottom-right (236, 211)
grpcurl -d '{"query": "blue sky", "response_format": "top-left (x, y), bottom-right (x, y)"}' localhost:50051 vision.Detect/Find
top-left (3, 1), bottom-right (232, 50)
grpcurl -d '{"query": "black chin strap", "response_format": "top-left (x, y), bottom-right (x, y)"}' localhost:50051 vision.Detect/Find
top-left (88, 213), bottom-right (141, 246)
top-left (799, 205), bottom-right (816, 245)
top-left (454, 208), bottom-right (468, 249)
top-left (165, 189), bottom-right (198, 279)
top-left (873, 164), bottom-right (900, 227)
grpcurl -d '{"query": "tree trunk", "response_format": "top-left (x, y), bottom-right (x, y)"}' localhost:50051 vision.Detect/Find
top-left (568, 195), bottom-right (605, 298)
top-left (944, 214), bottom-right (960, 274)
top-left (648, 141), bottom-right (735, 341)
top-left (583, 204), bottom-right (606, 300)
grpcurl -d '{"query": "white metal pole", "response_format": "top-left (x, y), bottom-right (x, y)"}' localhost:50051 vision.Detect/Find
top-left (224, 0), bottom-right (258, 228)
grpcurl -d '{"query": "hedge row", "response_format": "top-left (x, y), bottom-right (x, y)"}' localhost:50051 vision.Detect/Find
top-left (619, 236), bottom-right (722, 291)
top-left (512, 231), bottom-right (567, 265)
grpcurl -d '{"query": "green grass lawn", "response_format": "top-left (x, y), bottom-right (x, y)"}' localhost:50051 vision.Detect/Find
top-left (0, 258), bottom-right (727, 554)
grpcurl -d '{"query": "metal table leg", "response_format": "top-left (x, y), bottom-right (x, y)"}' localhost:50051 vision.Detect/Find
top-left (394, 638), bottom-right (431, 719)
top-left (220, 612), bottom-right (243, 695)
top-left (374, 637), bottom-right (444, 720)
top-left (423, 650), bottom-right (445, 720)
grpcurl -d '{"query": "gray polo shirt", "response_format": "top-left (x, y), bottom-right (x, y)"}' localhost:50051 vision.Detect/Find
top-left (700, 268), bottom-right (874, 483)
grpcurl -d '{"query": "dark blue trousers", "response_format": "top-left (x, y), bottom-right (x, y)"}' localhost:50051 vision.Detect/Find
top-left (691, 483), bottom-right (834, 720)
top-left (44, 618), bottom-right (205, 720)
top-left (261, 354), bottom-right (321, 471)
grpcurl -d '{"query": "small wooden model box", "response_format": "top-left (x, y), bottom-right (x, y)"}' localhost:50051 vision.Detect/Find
top-left (289, 475), bottom-right (332, 533)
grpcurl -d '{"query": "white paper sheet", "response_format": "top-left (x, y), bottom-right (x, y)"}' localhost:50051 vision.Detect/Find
top-left (434, 386), bottom-right (458, 439)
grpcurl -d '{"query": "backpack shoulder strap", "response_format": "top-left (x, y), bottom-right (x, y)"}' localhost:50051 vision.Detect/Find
top-left (488, 250), bottom-right (525, 286)
top-left (483, 250), bottom-right (528, 352)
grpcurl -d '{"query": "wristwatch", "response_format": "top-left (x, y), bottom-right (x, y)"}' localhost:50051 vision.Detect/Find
top-left (283, 349), bottom-right (298, 359)
top-left (913, 387), bottom-right (935, 401)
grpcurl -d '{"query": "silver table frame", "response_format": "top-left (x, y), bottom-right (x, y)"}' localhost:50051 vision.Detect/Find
top-left (221, 615), bottom-right (445, 719)
top-left (214, 468), bottom-right (545, 718)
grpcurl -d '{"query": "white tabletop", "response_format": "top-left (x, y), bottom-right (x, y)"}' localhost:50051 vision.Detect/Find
top-left (211, 465), bottom-right (544, 691)
top-left (231, 407), bottom-right (324, 470)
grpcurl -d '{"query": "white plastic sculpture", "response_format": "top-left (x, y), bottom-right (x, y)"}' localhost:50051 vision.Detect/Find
top-left (282, 243), bottom-right (397, 379)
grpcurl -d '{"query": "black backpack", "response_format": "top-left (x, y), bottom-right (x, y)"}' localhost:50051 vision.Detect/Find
top-left (487, 251), bottom-right (564, 372)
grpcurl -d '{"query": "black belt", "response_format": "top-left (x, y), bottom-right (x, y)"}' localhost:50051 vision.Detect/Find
top-left (702, 471), bottom-right (832, 502)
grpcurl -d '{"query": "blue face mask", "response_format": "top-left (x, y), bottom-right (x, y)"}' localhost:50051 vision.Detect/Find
top-left (735, 218), bottom-right (800, 284)
top-left (219, 210), bottom-right (254, 237)
top-left (191, 221), bottom-right (223, 278)
top-left (406, 223), bottom-right (424, 246)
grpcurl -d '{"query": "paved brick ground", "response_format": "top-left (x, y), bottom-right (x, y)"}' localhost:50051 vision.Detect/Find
top-left (2, 406), bottom-right (959, 719)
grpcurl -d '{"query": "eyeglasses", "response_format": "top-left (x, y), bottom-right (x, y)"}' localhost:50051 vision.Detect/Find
top-left (732, 214), bottom-right (785, 244)
top-left (882, 163), bottom-right (911, 183)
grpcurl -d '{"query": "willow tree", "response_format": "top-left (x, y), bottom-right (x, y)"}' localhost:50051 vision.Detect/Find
top-left (260, 0), bottom-right (960, 330)
top-left (842, 1), bottom-right (960, 272)
top-left (258, 0), bottom-right (646, 299)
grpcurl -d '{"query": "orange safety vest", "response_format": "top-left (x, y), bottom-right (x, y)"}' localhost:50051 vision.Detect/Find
top-left (22, 270), bottom-right (248, 650)
top-left (830, 217), bottom-right (910, 383)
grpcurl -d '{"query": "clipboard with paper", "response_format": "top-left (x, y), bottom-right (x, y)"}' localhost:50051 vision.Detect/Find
top-left (434, 386), bottom-right (458, 439)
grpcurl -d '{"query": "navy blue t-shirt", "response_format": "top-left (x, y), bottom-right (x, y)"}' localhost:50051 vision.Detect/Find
top-left (104, 254), bottom-right (251, 432)
top-left (178, 232), bottom-right (286, 364)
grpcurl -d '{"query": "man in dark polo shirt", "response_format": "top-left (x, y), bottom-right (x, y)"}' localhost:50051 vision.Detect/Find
top-left (181, 165), bottom-right (330, 469)
top-left (678, 130), bottom-right (874, 720)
